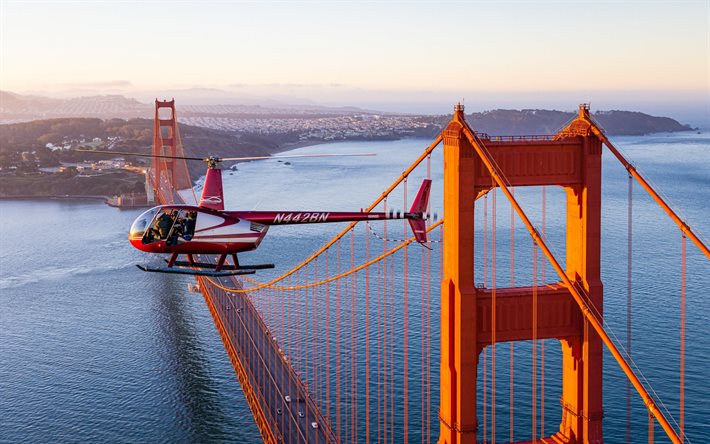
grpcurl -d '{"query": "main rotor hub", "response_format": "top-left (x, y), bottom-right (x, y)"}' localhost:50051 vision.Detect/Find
top-left (205, 156), bottom-right (222, 169)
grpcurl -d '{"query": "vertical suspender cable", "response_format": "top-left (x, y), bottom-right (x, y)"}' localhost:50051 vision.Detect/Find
top-left (390, 246), bottom-right (395, 444)
top-left (510, 187), bottom-right (515, 443)
top-left (351, 228), bottom-right (357, 443)
top-left (403, 178), bottom-right (409, 444)
top-left (305, 263), bottom-right (310, 385)
top-left (296, 269), bottom-right (301, 374)
top-left (282, 279), bottom-right (286, 430)
top-left (680, 234), bottom-right (686, 441)
top-left (421, 237), bottom-right (426, 443)
top-left (627, 174), bottom-right (633, 444)
top-left (483, 193), bottom-right (488, 443)
top-left (378, 257), bottom-right (383, 444)
top-left (315, 258), bottom-right (320, 402)
top-left (484, 195), bottom-right (488, 287)
top-left (540, 186), bottom-right (546, 437)
top-left (491, 186), bottom-right (497, 444)
top-left (365, 222), bottom-right (371, 444)
top-left (483, 347), bottom-right (487, 443)
top-left (390, 211), bottom-right (396, 444)
top-left (532, 241), bottom-right (538, 444)
top-left (287, 275), bottom-right (292, 366)
top-left (382, 196), bottom-right (388, 444)
top-left (281, 281), bottom-right (285, 357)
top-left (268, 287), bottom-right (272, 332)
top-left (649, 412), bottom-right (655, 444)
top-left (426, 155), bottom-right (433, 444)
top-left (430, 223), bottom-right (438, 444)
top-left (325, 250), bottom-right (331, 420)
top-left (336, 239), bottom-right (342, 442)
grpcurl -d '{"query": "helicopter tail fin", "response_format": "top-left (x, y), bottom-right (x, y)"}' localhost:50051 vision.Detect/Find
top-left (408, 179), bottom-right (432, 244)
top-left (199, 167), bottom-right (225, 211)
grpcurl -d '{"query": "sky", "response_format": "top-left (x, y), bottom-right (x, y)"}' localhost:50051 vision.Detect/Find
top-left (1, 1), bottom-right (708, 119)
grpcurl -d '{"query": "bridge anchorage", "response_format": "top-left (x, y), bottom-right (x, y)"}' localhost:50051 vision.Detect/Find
top-left (149, 100), bottom-right (705, 444)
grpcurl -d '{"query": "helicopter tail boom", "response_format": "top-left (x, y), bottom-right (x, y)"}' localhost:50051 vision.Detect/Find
top-left (228, 179), bottom-right (433, 244)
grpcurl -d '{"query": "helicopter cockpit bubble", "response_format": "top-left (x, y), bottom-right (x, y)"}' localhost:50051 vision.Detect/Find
top-left (129, 207), bottom-right (160, 239)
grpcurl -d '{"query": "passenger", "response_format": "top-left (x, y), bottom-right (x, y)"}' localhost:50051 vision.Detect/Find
top-left (168, 214), bottom-right (185, 246)
top-left (183, 211), bottom-right (197, 240)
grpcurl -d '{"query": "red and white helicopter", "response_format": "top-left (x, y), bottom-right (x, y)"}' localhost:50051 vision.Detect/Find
top-left (82, 150), bottom-right (433, 277)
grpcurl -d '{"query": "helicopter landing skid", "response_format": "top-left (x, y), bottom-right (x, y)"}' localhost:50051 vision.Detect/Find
top-left (165, 259), bottom-right (275, 270)
top-left (137, 264), bottom-right (256, 277)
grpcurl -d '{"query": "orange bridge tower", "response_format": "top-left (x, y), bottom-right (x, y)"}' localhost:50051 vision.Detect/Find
top-left (151, 99), bottom-right (193, 203)
top-left (438, 104), bottom-right (604, 444)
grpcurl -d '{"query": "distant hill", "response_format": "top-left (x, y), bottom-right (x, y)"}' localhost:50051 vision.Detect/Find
top-left (0, 110), bottom-right (696, 198)
top-left (0, 117), bottom-right (277, 181)
top-left (0, 91), bottom-right (152, 120)
top-left (0, 90), bottom-right (376, 121)
top-left (1, 91), bottom-right (695, 137)
top-left (460, 109), bottom-right (694, 136)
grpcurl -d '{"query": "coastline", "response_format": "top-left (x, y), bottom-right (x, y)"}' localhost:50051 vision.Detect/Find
top-left (263, 135), bottom-right (404, 157)
top-left (5, 129), bottom-right (705, 206)
top-left (0, 142), bottom-right (338, 205)
top-left (270, 139), bottom-right (332, 154)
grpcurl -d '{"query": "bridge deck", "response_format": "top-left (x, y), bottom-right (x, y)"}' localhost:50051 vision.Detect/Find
top-left (198, 272), bottom-right (336, 443)
top-left (167, 190), bottom-right (335, 443)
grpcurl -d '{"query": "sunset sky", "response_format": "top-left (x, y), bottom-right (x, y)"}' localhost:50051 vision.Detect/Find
top-left (1, 1), bottom-right (708, 117)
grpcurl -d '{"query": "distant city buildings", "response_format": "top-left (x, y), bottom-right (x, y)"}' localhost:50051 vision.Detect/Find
top-left (179, 114), bottom-right (435, 141)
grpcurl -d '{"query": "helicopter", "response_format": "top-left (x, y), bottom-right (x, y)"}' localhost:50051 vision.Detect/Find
top-left (80, 149), bottom-right (433, 277)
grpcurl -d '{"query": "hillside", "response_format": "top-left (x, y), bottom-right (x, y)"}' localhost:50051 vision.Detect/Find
top-left (0, 109), bottom-right (695, 198)
top-left (0, 118), bottom-right (277, 180)
top-left (0, 117), bottom-right (282, 197)
top-left (0, 91), bottom-right (152, 120)
top-left (460, 109), bottom-right (693, 136)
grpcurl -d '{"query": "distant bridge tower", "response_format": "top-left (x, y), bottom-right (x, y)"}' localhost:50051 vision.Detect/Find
top-left (438, 104), bottom-right (604, 444)
top-left (151, 99), bottom-right (193, 203)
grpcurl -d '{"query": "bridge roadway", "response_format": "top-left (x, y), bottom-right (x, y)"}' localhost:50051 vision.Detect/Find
top-left (164, 190), bottom-right (335, 443)
top-left (197, 262), bottom-right (337, 443)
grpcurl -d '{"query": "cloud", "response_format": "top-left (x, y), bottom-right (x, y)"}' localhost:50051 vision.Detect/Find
top-left (227, 82), bottom-right (346, 89)
top-left (57, 80), bottom-right (133, 88)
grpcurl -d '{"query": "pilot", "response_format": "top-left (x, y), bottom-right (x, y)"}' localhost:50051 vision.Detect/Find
top-left (155, 212), bottom-right (174, 239)
top-left (167, 212), bottom-right (186, 246)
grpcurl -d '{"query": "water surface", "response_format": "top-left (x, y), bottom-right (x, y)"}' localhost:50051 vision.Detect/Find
top-left (1, 131), bottom-right (708, 442)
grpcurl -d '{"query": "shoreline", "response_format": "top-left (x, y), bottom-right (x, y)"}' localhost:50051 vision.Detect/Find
top-left (234, 136), bottom-right (408, 161)
top-left (214, 137), bottom-right (405, 180)
top-left (7, 129), bottom-right (705, 206)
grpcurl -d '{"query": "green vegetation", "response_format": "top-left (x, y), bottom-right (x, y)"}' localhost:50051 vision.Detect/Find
top-left (0, 117), bottom-right (272, 197)
top-left (454, 109), bottom-right (694, 136)
top-left (0, 110), bottom-right (694, 199)
top-left (0, 170), bottom-right (145, 197)
top-left (0, 117), bottom-right (268, 168)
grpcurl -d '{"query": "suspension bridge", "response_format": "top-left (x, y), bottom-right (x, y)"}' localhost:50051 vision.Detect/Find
top-left (146, 99), bottom-right (707, 444)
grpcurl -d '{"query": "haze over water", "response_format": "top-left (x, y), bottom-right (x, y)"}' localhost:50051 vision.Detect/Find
top-left (1, 131), bottom-right (709, 442)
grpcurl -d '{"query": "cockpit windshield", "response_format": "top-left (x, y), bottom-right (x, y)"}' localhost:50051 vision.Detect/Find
top-left (129, 207), bottom-right (159, 239)
top-left (139, 208), bottom-right (198, 245)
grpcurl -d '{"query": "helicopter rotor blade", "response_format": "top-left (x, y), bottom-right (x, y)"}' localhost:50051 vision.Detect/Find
top-left (75, 149), bottom-right (205, 161)
top-left (220, 153), bottom-right (376, 161)
top-left (76, 149), bottom-right (377, 163)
